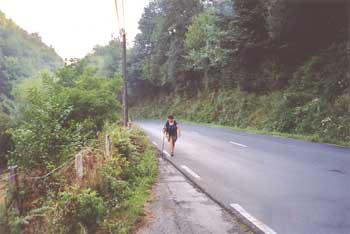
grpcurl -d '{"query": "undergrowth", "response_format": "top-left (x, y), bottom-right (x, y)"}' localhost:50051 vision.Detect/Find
top-left (4, 124), bottom-right (158, 234)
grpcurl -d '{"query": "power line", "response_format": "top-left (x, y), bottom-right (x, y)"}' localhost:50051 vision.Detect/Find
top-left (114, 0), bottom-right (126, 36)
top-left (114, 0), bottom-right (121, 33)
top-left (121, 0), bottom-right (126, 32)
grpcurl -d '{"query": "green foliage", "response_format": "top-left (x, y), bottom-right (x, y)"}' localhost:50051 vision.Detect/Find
top-left (83, 40), bottom-right (123, 79)
top-left (126, 0), bottom-right (350, 145)
top-left (98, 125), bottom-right (158, 233)
top-left (267, 1), bottom-right (349, 53)
top-left (5, 124), bottom-right (158, 234)
top-left (0, 10), bottom-right (62, 98)
top-left (97, 156), bottom-right (130, 206)
top-left (132, 88), bottom-right (350, 145)
top-left (66, 73), bottom-right (122, 130)
top-left (9, 74), bottom-right (91, 170)
top-left (0, 204), bottom-right (6, 233)
top-left (0, 10), bottom-right (63, 168)
top-left (9, 61), bottom-right (122, 171)
top-left (130, 0), bottom-right (202, 89)
top-left (0, 110), bottom-right (11, 167)
top-left (290, 43), bottom-right (349, 102)
top-left (185, 8), bottom-right (222, 74)
top-left (53, 187), bottom-right (106, 234)
top-left (1, 8), bottom-right (159, 234)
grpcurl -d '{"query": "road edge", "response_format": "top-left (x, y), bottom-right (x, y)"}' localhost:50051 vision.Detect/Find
top-left (159, 153), bottom-right (272, 234)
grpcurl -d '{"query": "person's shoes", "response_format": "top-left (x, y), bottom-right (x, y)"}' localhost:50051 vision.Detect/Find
top-left (171, 152), bottom-right (174, 157)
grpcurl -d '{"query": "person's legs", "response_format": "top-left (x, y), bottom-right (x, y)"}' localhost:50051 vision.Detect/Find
top-left (170, 135), bottom-right (177, 156)
top-left (169, 137), bottom-right (174, 155)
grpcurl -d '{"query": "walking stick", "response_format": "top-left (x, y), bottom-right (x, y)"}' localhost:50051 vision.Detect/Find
top-left (161, 133), bottom-right (165, 158)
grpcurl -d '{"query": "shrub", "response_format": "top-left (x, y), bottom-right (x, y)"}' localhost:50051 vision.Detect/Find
top-left (9, 78), bottom-right (92, 170)
top-left (97, 157), bottom-right (130, 207)
top-left (51, 187), bottom-right (106, 234)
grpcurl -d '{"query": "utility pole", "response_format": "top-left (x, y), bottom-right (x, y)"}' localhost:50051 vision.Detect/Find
top-left (114, 0), bottom-right (128, 126)
top-left (121, 29), bottom-right (128, 127)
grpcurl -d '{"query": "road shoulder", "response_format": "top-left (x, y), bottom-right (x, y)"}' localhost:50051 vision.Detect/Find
top-left (137, 157), bottom-right (252, 234)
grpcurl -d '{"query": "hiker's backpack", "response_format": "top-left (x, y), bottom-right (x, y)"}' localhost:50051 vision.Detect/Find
top-left (165, 121), bottom-right (177, 135)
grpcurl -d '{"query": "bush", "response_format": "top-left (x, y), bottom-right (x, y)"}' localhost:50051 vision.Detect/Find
top-left (51, 187), bottom-right (106, 234)
top-left (9, 76), bottom-right (92, 170)
top-left (97, 157), bottom-right (130, 207)
top-left (9, 61), bottom-right (122, 171)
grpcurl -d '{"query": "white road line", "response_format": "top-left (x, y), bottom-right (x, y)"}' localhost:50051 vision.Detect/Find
top-left (181, 165), bottom-right (201, 180)
top-left (230, 204), bottom-right (278, 234)
top-left (163, 150), bottom-right (171, 157)
top-left (229, 141), bottom-right (248, 148)
top-left (152, 141), bottom-right (158, 147)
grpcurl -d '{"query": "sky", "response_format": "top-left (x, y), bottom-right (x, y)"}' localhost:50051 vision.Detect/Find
top-left (0, 0), bottom-right (150, 59)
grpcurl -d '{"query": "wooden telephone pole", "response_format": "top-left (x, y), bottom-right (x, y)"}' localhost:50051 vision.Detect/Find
top-left (121, 29), bottom-right (128, 127)
top-left (114, 0), bottom-right (128, 126)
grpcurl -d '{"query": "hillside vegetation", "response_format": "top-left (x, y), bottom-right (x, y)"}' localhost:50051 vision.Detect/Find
top-left (1, 57), bottom-right (157, 233)
top-left (0, 11), bottom-right (63, 165)
top-left (52, 1), bottom-right (349, 144)
top-left (0, 11), bottom-right (62, 99)
top-left (127, 0), bottom-right (350, 145)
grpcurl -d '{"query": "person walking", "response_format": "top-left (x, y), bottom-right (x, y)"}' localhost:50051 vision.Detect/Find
top-left (163, 115), bottom-right (181, 157)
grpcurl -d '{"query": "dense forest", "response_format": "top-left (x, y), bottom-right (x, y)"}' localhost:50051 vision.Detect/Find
top-left (0, 11), bottom-right (63, 166)
top-left (126, 0), bottom-right (350, 145)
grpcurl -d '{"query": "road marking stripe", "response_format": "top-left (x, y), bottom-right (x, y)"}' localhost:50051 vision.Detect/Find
top-left (230, 204), bottom-right (278, 234)
top-left (163, 151), bottom-right (171, 157)
top-left (181, 165), bottom-right (201, 180)
top-left (229, 141), bottom-right (248, 148)
top-left (152, 141), bottom-right (158, 147)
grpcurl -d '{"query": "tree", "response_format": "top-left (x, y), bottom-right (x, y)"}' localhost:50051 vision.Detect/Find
top-left (0, 10), bottom-right (63, 168)
top-left (10, 62), bottom-right (122, 170)
top-left (268, 1), bottom-right (349, 51)
top-left (185, 8), bottom-right (221, 90)
top-left (129, 0), bottom-right (202, 98)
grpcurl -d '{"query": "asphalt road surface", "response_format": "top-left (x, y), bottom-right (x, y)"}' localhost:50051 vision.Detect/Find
top-left (138, 120), bottom-right (350, 234)
top-left (137, 158), bottom-right (249, 234)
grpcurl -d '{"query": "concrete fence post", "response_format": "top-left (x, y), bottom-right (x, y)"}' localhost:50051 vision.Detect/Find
top-left (75, 153), bottom-right (83, 184)
top-left (105, 135), bottom-right (112, 160)
top-left (8, 165), bottom-right (19, 214)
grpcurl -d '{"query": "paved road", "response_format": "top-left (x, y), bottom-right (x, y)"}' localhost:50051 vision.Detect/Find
top-left (138, 158), bottom-right (250, 234)
top-left (138, 120), bottom-right (350, 234)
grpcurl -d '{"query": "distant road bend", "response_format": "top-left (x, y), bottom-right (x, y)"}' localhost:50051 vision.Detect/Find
top-left (138, 120), bottom-right (350, 234)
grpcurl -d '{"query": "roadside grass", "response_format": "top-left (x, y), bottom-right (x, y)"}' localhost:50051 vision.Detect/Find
top-left (100, 125), bottom-right (159, 234)
top-left (121, 136), bottom-right (158, 232)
